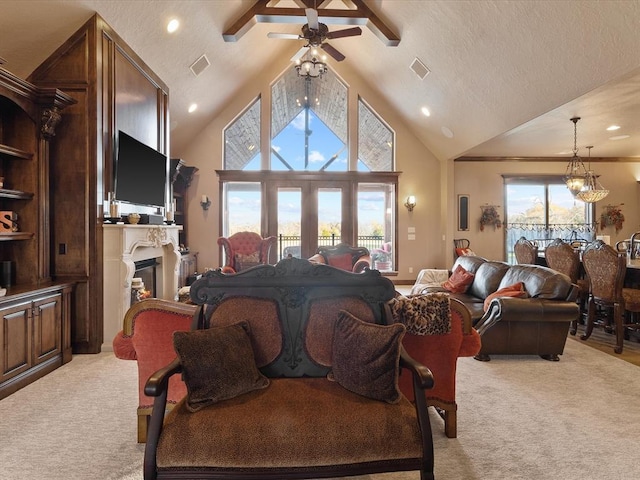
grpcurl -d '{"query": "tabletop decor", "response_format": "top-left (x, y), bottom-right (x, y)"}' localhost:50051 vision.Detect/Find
top-left (479, 204), bottom-right (502, 231)
top-left (600, 204), bottom-right (624, 233)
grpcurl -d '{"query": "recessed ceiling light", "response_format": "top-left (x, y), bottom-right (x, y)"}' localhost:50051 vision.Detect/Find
top-left (167, 19), bottom-right (180, 33)
top-left (606, 125), bottom-right (621, 131)
top-left (421, 107), bottom-right (431, 117)
top-left (188, 103), bottom-right (198, 113)
top-left (609, 134), bottom-right (630, 141)
top-left (441, 126), bottom-right (454, 138)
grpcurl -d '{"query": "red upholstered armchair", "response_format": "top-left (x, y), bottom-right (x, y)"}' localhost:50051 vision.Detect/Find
top-left (112, 299), bottom-right (196, 442)
top-left (217, 231), bottom-right (277, 274)
top-left (397, 297), bottom-right (481, 438)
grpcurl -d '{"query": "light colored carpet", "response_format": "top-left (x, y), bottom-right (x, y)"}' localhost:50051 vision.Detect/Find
top-left (1, 338), bottom-right (639, 480)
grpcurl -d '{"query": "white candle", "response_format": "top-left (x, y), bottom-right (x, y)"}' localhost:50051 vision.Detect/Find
top-left (166, 211), bottom-right (174, 222)
top-left (201, 195), bottom-right (208, 203)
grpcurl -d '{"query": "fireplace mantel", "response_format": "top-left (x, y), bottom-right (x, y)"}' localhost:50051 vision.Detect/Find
top-left (102, 224), bottom-right (182, 351)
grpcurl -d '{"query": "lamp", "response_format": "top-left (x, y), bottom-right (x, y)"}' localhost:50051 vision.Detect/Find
top-left (200, 195), bottom-right (211, 210)
top-left (576, 146), bottom-right (609, 203)
top-left (404, 195), bottom-right (416, 212)
top-left (295, 50), bottom-right (327, 79)
top-left (564, 117), bottom-right (588, 197)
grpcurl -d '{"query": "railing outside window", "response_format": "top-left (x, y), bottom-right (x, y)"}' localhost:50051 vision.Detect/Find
top-left (278, 234), bottom-right (383, 260)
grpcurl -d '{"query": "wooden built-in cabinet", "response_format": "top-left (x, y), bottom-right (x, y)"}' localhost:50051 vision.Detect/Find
top-left (29, 14), bottom-right (169, 353)
top-left (0, 284), bottom-right (73, 399)
top-left (0, 65), bottom-right (75, 399)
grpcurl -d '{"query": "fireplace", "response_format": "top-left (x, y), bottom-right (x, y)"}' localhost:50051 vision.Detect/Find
top-left (103, 224), bottom-right (181, 351)
top-left (131, 258), bottom-right (158, 303)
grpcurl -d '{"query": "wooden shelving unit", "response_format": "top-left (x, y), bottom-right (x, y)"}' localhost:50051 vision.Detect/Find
top-left (0, 65), bottom-right (75, 400)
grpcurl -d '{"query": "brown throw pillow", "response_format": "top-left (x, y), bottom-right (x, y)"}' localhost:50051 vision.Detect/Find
top-left (173, 322), bottom-right (269, 412)
top-left (443, 264), bottom-right (475, 293)
top-left (329, 310), bottom-right (405, 404)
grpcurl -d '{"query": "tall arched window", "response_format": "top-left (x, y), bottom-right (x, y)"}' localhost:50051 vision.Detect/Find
top-left (221, 67), bottom-right (398, 271)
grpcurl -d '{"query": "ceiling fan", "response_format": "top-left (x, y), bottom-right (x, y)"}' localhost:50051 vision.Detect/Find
top-left (267, 8), bottom-right (362, 62)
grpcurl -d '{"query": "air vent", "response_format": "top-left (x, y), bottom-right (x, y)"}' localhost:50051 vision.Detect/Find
top-left (190, 54), bottom-right (210, 77)
top-left (410, 58), bottom-right (430, 80)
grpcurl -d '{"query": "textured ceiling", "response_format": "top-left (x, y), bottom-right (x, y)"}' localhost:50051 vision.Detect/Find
top-left (1, 0), bottom-right (639, 162)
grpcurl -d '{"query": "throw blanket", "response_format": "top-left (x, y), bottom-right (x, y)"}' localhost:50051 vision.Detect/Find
top-left (390, 292), bottom-right (452, 335)
top-left (410, 269), bottom-right (450, 295)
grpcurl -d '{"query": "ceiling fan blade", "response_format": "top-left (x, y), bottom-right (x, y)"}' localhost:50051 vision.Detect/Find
top-left (291, 46), bottom-right (310, 62)
top-left (326, 27), bottom-right (362, 39)
top-left (306, 8), bottom-right (319, 30)
top-left (268, 32), bottom-right (301, 40)
top-left (321, 43), bottom-right (345, 62)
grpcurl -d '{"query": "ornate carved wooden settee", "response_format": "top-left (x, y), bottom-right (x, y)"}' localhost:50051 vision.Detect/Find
top-left (143, 258), bottom-right (436, 480)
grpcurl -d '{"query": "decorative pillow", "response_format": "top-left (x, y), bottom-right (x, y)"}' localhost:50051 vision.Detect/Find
top-left (235, 252), bottom-right (261, 271)
top-left (443, 265), bottom-right (475, 293)
top-left (456, 247), bottom-right (476, 257)
top-left (483, 282), bottom-right (529, 311)
top-left (173, 322), bottom-right (270, 412)
top-left (329, 310), bottom-right (405, 404)
top-left (389, 292), bottom-right (452, 335)
top-left (327, 253), bottom-right (353, 271)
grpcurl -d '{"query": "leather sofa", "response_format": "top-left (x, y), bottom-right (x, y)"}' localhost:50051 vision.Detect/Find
top-left (412, 256), bottom-right (579, 361)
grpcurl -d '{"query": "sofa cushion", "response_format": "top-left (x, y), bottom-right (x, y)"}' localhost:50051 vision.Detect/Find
top-left (328, 252), bottom-right (354, 271)
top-left (452, 255), bottom-right (487, 275)
top-left (173, 322), bottom-right (270, 412)
top-left (235, 252), bottom-right (261, 271)
top-left (329, 310), bottom-right (405, 404)
top-left (389, 293), bottom-right (451, 335)
top-left (443, 265), bottom-right (475, 293)
top-left (483, 282), bottom-right (529, 311)
top-left (468, 261), bottom-right (510, 299)
top-left (498, 264), bottom-right (573, 300)
top-left (157, 378), bottom-right (422, 469)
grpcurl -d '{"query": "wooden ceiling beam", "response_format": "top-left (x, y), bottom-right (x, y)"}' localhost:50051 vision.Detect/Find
top-left (223, 0), bottom-right (399, 46)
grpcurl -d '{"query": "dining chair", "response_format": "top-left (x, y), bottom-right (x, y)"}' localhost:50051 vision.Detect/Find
top-left (581, 240), bottom-right (640, 354)
top-left (514, 237), bottom-right (538, 265)
top-left (453, 238), bottom-right (473, 259)
top-left (544, 238), bottom-right (589, 334)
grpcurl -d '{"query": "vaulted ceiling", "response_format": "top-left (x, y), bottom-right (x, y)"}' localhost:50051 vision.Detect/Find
top-left (1, 0), bottom-right (639, 162)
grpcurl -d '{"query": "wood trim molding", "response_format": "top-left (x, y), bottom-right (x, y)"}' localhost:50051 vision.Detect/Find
top-left (456, 156), bottom-right (638, 163)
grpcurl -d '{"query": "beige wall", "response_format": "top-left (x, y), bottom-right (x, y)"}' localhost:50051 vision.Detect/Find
top-left (175, 55), bottom-right (442, 281)
top-left (454, 159), bottom-right (640, 262)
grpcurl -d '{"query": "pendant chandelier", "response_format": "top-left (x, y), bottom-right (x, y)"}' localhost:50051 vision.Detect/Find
top-left (564, 117), bottom-right (588, 197)
top-left (576, 146), bottom-right (609, 203)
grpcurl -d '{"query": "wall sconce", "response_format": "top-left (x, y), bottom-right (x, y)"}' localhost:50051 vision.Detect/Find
top-left (404, 195), bottom-right (416, 212)
top-left (200, 194), bottom-right (211, 211)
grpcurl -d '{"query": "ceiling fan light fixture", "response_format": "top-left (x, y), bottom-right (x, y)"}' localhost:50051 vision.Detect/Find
top-left (295, 53), bottom-right (327, 79)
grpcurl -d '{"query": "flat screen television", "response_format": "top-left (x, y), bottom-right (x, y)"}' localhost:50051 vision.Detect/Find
top-left (114, 130), bottom-right (168, 209)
